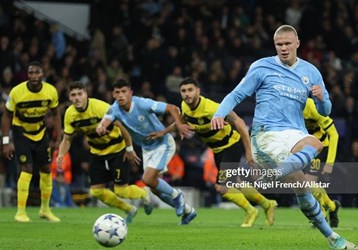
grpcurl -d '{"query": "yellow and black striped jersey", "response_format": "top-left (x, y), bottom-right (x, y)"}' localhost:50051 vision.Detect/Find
top-left (303, 98), bottom-right (339, 164)
top-left (181, 96), bottom-right (240, 153)
top-left (64, 98), bottom-right (125, 156)
top-left (5, 81), bottom-right (59, 141)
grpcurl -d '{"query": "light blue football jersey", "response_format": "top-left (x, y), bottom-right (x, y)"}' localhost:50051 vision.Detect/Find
top-left (214, 56), bottom-right (332, 134)
top-left (104, 96), bottom-right (170, 150)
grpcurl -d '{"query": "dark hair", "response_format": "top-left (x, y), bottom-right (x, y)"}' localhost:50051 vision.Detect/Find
top-left (68, 81), bottom-right (85, 92)
top-left (112, 78), bottom-right (131, 90)
top-left (179, 77), bottom-right (199, 87)
top-left (28, 61), bottom-right (43, 69)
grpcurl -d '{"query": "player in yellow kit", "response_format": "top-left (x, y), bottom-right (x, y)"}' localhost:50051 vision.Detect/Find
top-left (1, 61), bottom-right (61, 222)
top-left (57, 81), bottom-right (152, 224)
top-left (303, 97), bottom-right (340, 227)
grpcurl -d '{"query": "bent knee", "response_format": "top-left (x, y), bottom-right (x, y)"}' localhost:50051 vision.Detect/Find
top-left (90, 187), bottom-right (104, 199)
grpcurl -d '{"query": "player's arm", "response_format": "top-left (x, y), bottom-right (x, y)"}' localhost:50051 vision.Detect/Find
top-left (311, 85), bottom-right (332, 116)
top-left (96, 117), bottom-right (113, 136)
top-left (322, 122), bottom-right (339, 175)
top-left (113, 120), bottom-right (140, 166)
top-left (165, 104), bottom-right (192, 140)
top-left (1, 109), bottom-right (15, 160)
top-left (57, 133), bottom-right (73, 171)
top-left (226, 111), bottom-right (253, 163)
top-left (147, 122), bottom-right (177, 140)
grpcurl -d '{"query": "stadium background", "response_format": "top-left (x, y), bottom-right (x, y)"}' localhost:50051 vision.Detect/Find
top-left (0, 0), bottom-right (357, 208)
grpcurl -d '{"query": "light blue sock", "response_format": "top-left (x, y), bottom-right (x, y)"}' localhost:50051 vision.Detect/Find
top-left (156, 178), bottom-right (174, 196)
top-left (297, 192), bottom-right (333, 237)
top-left (277, 145), bottom-right (318, 179)
top-left (158, 193), bottom-right (175, 207)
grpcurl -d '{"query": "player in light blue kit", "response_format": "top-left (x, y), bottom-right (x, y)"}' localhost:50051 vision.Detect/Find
top-left (211, 25), bottom-right (356, 249)
top-left (97, 79), bottom-right (197, 225)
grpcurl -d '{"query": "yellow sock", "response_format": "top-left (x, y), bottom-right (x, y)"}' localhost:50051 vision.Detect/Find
top-left (312, 187), bottom-right (327, 217)
top-left (241, 186), bottom-right (270, 209)
top-left (17, 172), bottom-right (33, 213)
top-left (223, 188), bottom-right (254, 212)
top-left (321, 190), bottom-right (336, 211)
top-left (90, 188), bottom-right (132, 213)
top-left (39, 172), bottom-right (52, 211)
top-left (114, 185), bottom-right (147, 200)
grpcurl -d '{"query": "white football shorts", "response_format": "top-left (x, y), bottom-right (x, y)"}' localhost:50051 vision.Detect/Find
top-left (142, 135), bottom-right (176, 173)
top-left (251, 129), bottom-right (313, 167)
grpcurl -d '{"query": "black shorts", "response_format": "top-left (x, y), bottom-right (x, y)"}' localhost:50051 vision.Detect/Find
top-left (304, 146), bottom-right (329, 177)
top-left (12, 126), bottom-right (51, 166)
top-left (89, 150), bottom-right (129, 186)
top-left (214, 141), bottom-right (245, 184)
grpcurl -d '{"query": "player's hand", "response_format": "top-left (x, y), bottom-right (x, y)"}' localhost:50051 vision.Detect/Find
top-left (311, 85), bottom-right (323, 101)
top-left (123, 151), bottom-right (141, 167)
top-left (322, 164), bottom-right (333, 175)
top-left (96, 125), bottom-right (109, 136)
top-left (176, 123), bottom-right (194, 140)
top-left (211, 117), bottom-right (226, 130)
top-left (3, 143), bottom-right (15, 160)
top-left (147, 131), bottom-right (165, 140)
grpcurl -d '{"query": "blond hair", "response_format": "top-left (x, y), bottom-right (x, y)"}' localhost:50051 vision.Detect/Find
top-left (273, 25), bottom-right (298, 39)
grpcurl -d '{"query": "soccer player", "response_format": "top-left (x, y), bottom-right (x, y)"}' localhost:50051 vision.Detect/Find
top-left (1, 61), bottom-right (61, 222)
top-left (303, 97), bottom-right (340, 227)
top-left (57, 81), bottom-right (152, 224)
top-left (155, 77), bottom-right (277, 227)
top-left (211, 25), bottom-right (356, 249)
top-left (97, 78), bottom-right (197, 225)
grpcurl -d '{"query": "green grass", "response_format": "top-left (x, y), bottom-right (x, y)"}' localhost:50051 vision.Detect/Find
top-left (0, 207), bottom-right (357, 250)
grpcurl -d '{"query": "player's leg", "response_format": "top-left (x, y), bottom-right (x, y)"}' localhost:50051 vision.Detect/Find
top-left (240, 186), bottom-right (278, 225)
top-left (109, 152), bottom-right (153, 215)
top-left (286, 171), bottom-right (356, 249)
top-left (215, 143), bottom-right (260, 227)
top-left (35, 136), bottom-right (60, 222)
top-left (141, 136), bottom-right (186, 216)
top-left (89, 156), bottom-right (137, 224)
top-left (218, 184), bottom-right (259, 227)
top-left (12, 132), bottom-right (34, 222)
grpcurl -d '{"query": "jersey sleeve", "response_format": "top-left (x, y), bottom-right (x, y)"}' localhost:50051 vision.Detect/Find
top-left (140, 97), bottom-right (167, 115)
top-left (63, 109), bottom-right (75, 135)
top-left (5, 91), bottom-right (15, 112)
top-left (49, 85), bottom-right (59, 109)
top-left (103, 104), bottom-right (117, 122)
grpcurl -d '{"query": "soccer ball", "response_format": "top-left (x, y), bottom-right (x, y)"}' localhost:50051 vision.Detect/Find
top-left (92, 213), bottom-right (128, 247)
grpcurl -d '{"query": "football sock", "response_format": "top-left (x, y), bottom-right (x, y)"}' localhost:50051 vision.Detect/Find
top-left (158, 192), bottom-right (175, 207)
top-left (90, 188), bottom-right (132, 213)
top-left (223, 188), bottom-right (255, 212)
top-left (114, 185), bottom-right (147, 200)
top-left (17, 172), bottom-right (32, 213)
top-left (39, 172), bottom-right (52, 211)
top-left (297, 192), bottom-right (333, 237)
top-left (156, 178), bottom-right (174, 197)
top-left (321, 191), bottom-right (336, 211)
top-left (157, 192), bottom-right (191, 213)
top-left (241, 186), bottom-right (270, 209)
top-left (277, 146), bottom-right (318, 179)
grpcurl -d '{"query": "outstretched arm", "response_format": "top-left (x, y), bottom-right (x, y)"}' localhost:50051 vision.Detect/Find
top-left (57, 133), bottom-right (73, 171)
top-left (165, 104), bottom-right (193, 140)
top-left (322, 123), bottom-right (339, 175)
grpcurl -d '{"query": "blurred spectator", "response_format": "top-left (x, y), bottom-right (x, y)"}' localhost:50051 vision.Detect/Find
top-left (164, 140), bottom-right (184, 186)
top-left (50, 24), bottom-right (66, 60)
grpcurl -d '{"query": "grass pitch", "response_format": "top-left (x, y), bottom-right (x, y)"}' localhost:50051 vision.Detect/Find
top-left (0, 206), bottom-right (357, 250)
